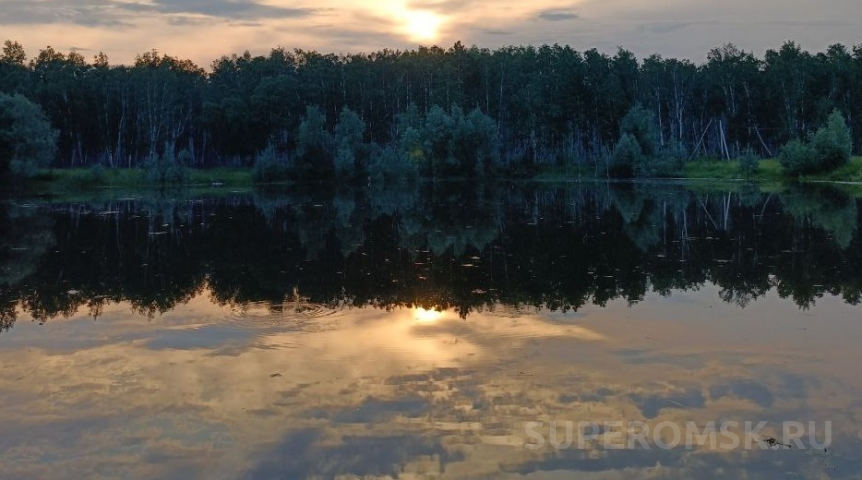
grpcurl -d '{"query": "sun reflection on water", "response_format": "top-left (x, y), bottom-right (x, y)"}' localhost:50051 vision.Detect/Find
top-left (413, 307), bottom-right (444, 323)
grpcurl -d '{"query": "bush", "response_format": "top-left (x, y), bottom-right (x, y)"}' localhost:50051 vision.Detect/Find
top-left (145, 146), bottom-right (188, 185)
top-left (779, 138), bottom-right (817, 176)
top-left (367, 144), bottom-right (419, 187)
top-left (810, 110), bottom-right (852, 171)
top-left (780, 110), bottom-right (852, 176)
top-left (738, 149), bottom-right (760, 177)
top-left (609, 104), bottom-right (677, 178)
top-left (619, 104), bottom-right (660, 158)
top-left (252, 143), bottom-right (290, 183)
top-left (638, 142), bottom-right (686, 178)
top-left (609, 133), bottom-right (641, 178)
top-left (83, 163), bottom-right (107, 186)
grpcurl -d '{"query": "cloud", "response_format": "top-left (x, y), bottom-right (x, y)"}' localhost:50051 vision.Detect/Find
top-left (637, 20), bottom-right (719, 35)
top-left (116, 0), bottom-right (322, 21)
top-left (407, 0), bottom-right (476, 14)
top-left (0, 0), bottom-right (321, 27)
top-left (537, 9), bottom-right (580, 21)
top-left (476, 28), bottom-right (514, 36)
top-left (0, 0), bottom-right (131, 27)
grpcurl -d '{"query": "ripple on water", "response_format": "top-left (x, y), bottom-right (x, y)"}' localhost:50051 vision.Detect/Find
top-left (221, 300), bottom-right (345, 332)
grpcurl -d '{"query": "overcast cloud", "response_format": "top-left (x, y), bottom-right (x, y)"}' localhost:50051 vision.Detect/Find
top-left (1, 0), bottom-right (860, 66)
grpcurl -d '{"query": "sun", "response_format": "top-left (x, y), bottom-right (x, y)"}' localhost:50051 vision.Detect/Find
top-left (403, 10), bottom-right (443, 42)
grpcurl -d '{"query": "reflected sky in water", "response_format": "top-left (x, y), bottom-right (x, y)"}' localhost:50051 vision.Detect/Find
top-left (2, 183), bottom-right (862, 478)
top-left (1, 285), bottom-right (861, 479)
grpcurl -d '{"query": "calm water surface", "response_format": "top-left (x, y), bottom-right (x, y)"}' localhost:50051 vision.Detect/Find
top-left (1, 182), bottom-right (861, 479)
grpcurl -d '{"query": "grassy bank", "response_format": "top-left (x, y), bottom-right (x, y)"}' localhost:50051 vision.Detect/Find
top-left (19, 156), bottom-right (862, 196)
top-left (531, 157), bottom-right (862, 184)
top-left (681, 157), bottom-right (862, 183)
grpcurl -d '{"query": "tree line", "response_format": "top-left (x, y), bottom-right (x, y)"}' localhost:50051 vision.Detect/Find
top-left (2, 39), bottom-right (862, 180)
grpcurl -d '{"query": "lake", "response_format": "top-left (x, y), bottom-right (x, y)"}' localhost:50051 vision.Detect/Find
top-left (1, 181), bottom-right (860, 479)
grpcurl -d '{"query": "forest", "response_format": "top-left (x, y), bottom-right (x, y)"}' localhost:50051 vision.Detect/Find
top-left (2, 39), bottom-right (862, 181)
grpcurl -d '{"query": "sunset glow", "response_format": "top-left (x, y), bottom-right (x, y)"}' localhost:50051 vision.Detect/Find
top-left (413, 308), bottom-right (444, 323)
top-left (401, 10), bottom-right (443, 42)
top-left (0, 1), bottom-right (860, 66)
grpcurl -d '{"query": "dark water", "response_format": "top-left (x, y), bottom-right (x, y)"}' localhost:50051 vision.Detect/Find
top-left (1, 182), bottom-right (861, 479)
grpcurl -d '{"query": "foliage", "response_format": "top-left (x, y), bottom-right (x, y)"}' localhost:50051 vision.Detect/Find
top-left (0, 92), bottom-right (57, 178)
top-left (619, 104), bottom-right (660, 158)
top-left (252, 143), bottom-right (290, 183)
top-left (739, 149), bottom-right (760, 177)
top-left (810, 110), bottom-right (852, 171)
top-left (367, 144), bottom-right (419, 187)
top-left (779, 139), bottom-right (816, 176)
top-left (3, 39), bottom-right (862, 179)
top-left (422, 105), bottom-right (457, 177)
top-left (295, 105), bottom-right (333, 178)
top-left (145, 145), bottom-right (189, 185)
top-left (333, 106), bottom-right (365, 179)
top-left (452, 107), bottom-right (500, 176)
top-left (608, 133), bottom-right (641, 178)
top-left (780, 110), bottom-right (852, 176)
top-left (609, 105), bottom-right (681, 177)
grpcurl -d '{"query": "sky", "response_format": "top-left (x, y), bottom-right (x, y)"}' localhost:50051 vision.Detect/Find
top-left (1, 0), bottom-right (861, 67)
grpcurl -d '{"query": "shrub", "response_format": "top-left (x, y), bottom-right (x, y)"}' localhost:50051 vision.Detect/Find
top-left (738, 149), bottom-right (760, 177)
top-left (810, 110), bottom-right (852, 171)
top-left (609, 133), bottom-right (641, 178)
top-left (619, 104), bottom-right (660, 158)
top-left (638, 142), bottom-right (686, 178)
top-left (367, 144), bottom-right (419, 187)
top-left (779, 138), bottom-right (817, 176)
top-left (609, 104), bottom-right (675, 178)
top-left (252, 143), bottom-right (290, 183)
top-left (780, 110), bottom-right (852, 176)
top-left (85, 163), bottom-right (106, 185)
top-left (145, 146), bottom-right (188, 185)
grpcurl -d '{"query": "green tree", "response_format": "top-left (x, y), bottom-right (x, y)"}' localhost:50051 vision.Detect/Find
top-left (609, 133), bottom-right (642, 178)
top-left (451, 107), bottom-right (499, 176)
top-left (609, 104), bottom-right (667, 177)
top-left (333, 106), bottom-right (365, 178)
top-left (295, 105), bottom-right (333, 178)
top-left (0, 92), bottom-right (57, 178)
top-left (145, 143), bottom-right (188, 185)
top-left (780, 110), bottom-right (851, 175)
top-left (619, 103), bottom-right (660, 158)
top-left (423, 105), bottom-right (456, 177)
top-left (810, 110), bottom-right (852, 170)
top-left (1, 40), bottom-right (30, 93)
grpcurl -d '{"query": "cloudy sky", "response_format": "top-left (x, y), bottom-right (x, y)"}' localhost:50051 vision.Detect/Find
top-left (1, 0), bottom-right (861, 67)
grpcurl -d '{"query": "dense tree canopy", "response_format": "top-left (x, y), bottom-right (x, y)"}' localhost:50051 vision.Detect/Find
top-left (0, 92), bottom-right (57, 178)
top-left (2, 39), bottom-right (862, 178)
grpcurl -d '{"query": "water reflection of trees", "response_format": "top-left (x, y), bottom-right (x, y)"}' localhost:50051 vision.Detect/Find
top-left (1, 182), bottom-right (861, 330)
